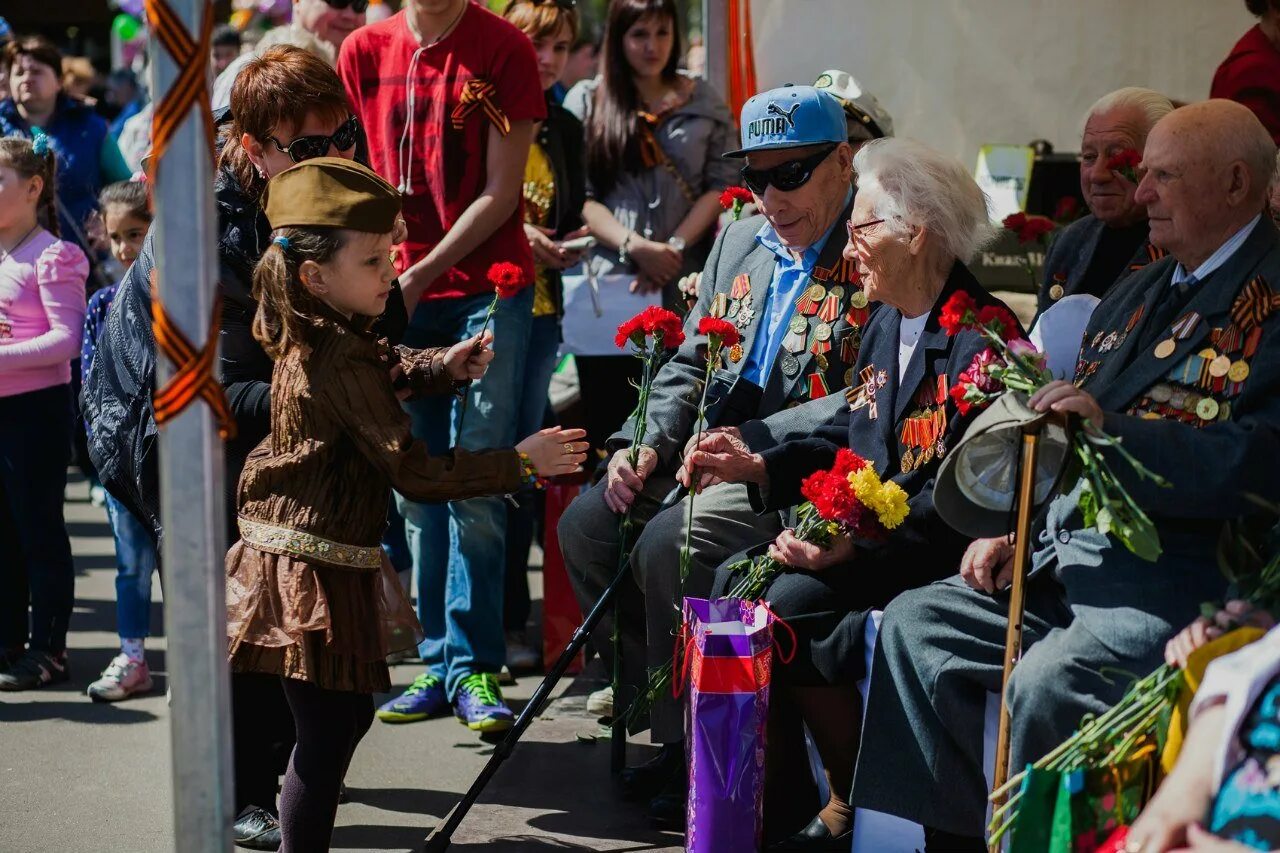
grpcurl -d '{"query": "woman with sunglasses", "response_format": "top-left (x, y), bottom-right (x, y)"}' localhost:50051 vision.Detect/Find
top-left (563, 0), bottom-right (737, 454)
top-left (84, 46), bottom-right (408, 852)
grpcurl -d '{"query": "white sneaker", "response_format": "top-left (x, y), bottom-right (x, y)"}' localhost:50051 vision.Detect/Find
top-left (87, 654), bottom-right (153, 702)
top-left (586, 686), bottom-right (614, 721)
top-left (89, 484), bottom-right (107, 507)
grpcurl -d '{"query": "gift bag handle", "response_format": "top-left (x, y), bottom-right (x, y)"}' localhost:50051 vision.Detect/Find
top-left (762, 603), bottom-right (798, 665)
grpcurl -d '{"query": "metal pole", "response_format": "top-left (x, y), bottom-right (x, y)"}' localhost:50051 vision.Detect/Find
top-left (703, 0), bottom-right (728, 91)
top-left (989, 425), bottom-right (1042, 852)
top-left (148, 1), bottom-right (234, 848)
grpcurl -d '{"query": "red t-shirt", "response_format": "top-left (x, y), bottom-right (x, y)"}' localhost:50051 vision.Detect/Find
top-left (338, 4), bottom-right (545, 301)
top-left (1211, 24), bottom-right (1280, 145)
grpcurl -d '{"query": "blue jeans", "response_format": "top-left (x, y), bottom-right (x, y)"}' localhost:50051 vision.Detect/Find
top-left (395, 288), bottom-right (533, 698)
top-left (105, 493), bottom-right (158, 639)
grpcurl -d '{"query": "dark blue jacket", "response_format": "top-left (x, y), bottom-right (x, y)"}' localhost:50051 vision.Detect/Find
top-left (0, 94), bottom-right (110, 250)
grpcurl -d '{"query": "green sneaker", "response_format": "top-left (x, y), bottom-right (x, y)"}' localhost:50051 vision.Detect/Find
top-left (376, 673), bottom-right (448, 723)
top-left (453, 672), bottom-right (515, 732)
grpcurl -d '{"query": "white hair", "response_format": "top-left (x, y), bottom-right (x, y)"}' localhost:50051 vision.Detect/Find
top-left (1083, 87), bottom-right (1174, 134)
top-left (853, 138), bottom-right (997, 263)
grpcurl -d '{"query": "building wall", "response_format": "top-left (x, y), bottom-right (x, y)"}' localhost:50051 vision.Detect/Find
top-left (748, 0), bottom-right (1255, 166)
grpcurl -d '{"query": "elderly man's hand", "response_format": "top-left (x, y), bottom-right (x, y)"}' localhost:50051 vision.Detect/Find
top-left (681, 426), bottom-right (741, 466)
top-left (603, 446), bottom-right (657, 514)
top-left (960, 536), bottom-right (1016, 594)
top-left (1164, 600), bottom-right (1276, 669)
top-left (678, 430), bottom-right (765, 492)
top-left (1029, 380), bottom-right (1104, 431)
top-left (768, 529), bottom-right (854, 571)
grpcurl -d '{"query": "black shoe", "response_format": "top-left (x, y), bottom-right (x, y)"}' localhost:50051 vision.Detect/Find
top-left (768, 815), bottom-right (853, 851)
top-left (0, 650), bottom-right (68, 691)
top-left (648, 769), bottom-right (687, 831)
top-left (233, 806), bottom-right (281, 851)
top-left (620, 742), bottom-right (682, 802)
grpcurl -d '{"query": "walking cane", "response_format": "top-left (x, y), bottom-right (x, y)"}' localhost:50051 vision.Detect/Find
top-left (988, 421), bottom-right (1044, 853)
top-left (424, 486), bottom-right (687, 852)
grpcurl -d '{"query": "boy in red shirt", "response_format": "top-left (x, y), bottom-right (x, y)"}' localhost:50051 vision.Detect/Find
top-left (338, 0), bottom-right (545, 733)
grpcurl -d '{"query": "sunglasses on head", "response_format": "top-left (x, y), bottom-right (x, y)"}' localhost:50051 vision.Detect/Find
top-left (740, 144), bottom-right (837, 195)
top-left (323, 0), bottom-right (370, 12)
top-left (268, 115), bottom-right (361, 164)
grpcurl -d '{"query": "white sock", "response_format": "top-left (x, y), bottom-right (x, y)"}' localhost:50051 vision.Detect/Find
top-left (121, 638), bottom-right (145, 663)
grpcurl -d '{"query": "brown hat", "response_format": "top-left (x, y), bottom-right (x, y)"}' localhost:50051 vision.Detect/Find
top-left (261, 157), bottom-right (401, 234)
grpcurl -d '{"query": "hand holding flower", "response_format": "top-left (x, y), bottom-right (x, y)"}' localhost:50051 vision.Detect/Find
top-left (679, 430), bottom-right (766, 491)
top-left (1029, 380), bottom-right (1104, 431)
top-left (442, 329), bottom-right (495, 381)
top-left (767, 529), bottom-right (855, 571)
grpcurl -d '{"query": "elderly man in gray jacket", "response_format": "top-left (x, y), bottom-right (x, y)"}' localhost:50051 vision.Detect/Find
top-left (559, 84), bottom-right (880, 820)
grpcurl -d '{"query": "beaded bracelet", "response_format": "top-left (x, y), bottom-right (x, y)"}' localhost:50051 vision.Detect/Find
top-left (517, 451), bottom-right (547, 490)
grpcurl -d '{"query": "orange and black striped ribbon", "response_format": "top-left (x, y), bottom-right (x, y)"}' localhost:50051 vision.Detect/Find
top-left (1129, 243), bottom-right (1168, 271)
top-left (451, 79), bottom-right (511, 136)
top-left (1230, 276), bottom-right (1280, 332)
top-left (144, 0), bottom-right (235, 439)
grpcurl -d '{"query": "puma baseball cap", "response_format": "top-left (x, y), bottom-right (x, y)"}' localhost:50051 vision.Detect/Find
top-left (725, 84), bottom-right (847, 158)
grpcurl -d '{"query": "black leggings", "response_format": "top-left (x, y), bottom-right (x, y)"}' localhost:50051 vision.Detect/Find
top-left (278, 678), bottom-right (374, 853)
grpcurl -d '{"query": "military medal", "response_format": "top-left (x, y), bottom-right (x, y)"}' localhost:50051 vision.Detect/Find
top-left (736, 306), bottom-right (756, 328)
top-left (796, 283), bottom-right (825, 316)
top-left (846, 365), bottom-right (886, 418)
top-left (809, 373), bottom-right (830, 399)
top-left (730, 273), bottom-right (751, 300)
top-left (844, 367), bottom-right (854, 386)
top-left (1048, 272), bottom-right (1067, 302)
top-left (780, 350), bottom-right (801, 377)
top-left (1228, 360), bottom-right (1250, 382)
top-left (782, 315), bottom-right (809, 353)
top-left (728, 343), bottom-right (744, 363)
top-left (1154, 311), bottom-right (1201, 360)
top-left (710, 292), bottom-right (729, 319)
top-left (817, 286), bottom-right (843, 323)
top-left (1100, 332), bottom-right (1118, 352)
top-left (1209, 354), bottom-right (1232, 378)
top-left (1196, 397), bottom-right (1220, 421)
top-left (809, 321), bottom-right (833, 356)
top-left (850, 290), bottom-right (869, 310)
top-left (841, 332), bottom-right (858, 365)
top-left (900, 448), bottom-right (915, 472)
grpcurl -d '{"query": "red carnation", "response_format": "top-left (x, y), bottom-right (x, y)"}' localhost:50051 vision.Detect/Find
top-left (949, 376), bottom-right (975, 416)
top-left (616, 305), bottom-right (687, 350)
top-left (719, 186), bottom-right (753, 210)
top-left (940, 290), bottom-right (979, 336)
top-left (976, 304), bottom-right (1021, 341)
top-left (801, 469), bottom-right (859, 525)
top-left (487, 262), bottom-right (526, 299)
top-left (1002, 212), bottom-right (1055, 245)
top-left (1106, 148), bottom-right (1142, 173)
top-left (1052, 196), bottom-right (1080, 223)
top-left (697, 316), bottom-right (741, 349)
top-left (830, 448), bottom-right (868, 479)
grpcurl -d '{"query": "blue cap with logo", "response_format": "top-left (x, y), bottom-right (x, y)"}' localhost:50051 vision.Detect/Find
top-left (725, 84), bottom-right (848, 158)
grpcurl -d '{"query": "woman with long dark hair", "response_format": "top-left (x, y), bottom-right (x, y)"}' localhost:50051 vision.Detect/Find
top-left (563, 0), bottom-right (736, 451)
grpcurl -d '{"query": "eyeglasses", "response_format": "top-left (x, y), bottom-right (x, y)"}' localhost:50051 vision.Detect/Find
top-left (845, 218), bottom-right (886, 238)
top-left (323, 0), bottom-right (370, 12)
top-left (268, 115), bottom-right (361, 164)
top-left (740, 144), bottom-right (837, 195)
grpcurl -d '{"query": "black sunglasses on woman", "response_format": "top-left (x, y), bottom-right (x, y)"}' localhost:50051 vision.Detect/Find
top-left (268, 115), bottom-right (362, 164)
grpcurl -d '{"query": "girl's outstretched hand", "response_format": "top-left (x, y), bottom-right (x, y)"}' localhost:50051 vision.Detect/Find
top-left (517, 427), bottom-right (590, 478)
top-left (443, 330), bottom-right (495, 381)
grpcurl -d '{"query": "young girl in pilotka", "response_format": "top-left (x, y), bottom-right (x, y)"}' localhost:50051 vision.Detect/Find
top-left (223, 157), bottom-right (588, 852)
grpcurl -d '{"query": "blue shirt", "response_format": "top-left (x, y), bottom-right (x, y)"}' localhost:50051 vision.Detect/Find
top-left (1171, 214), bottom-right (1261, 288)
top-left (741, 196), bottom-right (850, 386)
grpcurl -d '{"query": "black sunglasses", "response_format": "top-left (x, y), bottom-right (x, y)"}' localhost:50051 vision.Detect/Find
top-left (323, 0), bottom-right (370, 12)
top-left (268, 115), bottom-right (361, 164)
top-left (740, 144), bottom-right (837, 195)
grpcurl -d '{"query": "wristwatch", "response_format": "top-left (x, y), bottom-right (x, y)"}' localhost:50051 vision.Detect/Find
top-left (667, 236), bottom-right (687, 253)
top-left (617, 230), bottom-right (635, 266)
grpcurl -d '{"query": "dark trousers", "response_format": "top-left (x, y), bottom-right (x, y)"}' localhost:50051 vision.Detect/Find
top-left (278, 679), bottom-right (374, 853)
top-left (233, 672), bottom-right (298, 814)
top-left (0, 384), bottom-right (75, 653)
top-left (574, 355), bottom-right (641, 455)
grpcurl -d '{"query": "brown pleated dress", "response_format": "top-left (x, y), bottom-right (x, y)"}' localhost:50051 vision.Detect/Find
top-left (226, 311), bottom-right (522, 693)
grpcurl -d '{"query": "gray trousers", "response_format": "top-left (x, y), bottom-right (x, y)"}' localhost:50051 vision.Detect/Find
top-left (558, 474), bottom-right (783, 743)
top-left (852, 573), bottom-right (1170, 836)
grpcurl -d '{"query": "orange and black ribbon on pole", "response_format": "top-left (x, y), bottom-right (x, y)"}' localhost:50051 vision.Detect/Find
top-left (143, 0), bottom-right (236, 439)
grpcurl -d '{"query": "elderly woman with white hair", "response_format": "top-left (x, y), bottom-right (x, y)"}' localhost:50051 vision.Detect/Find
top-left (683, 137), bottom-right (1020, 850)
top-left (1036, 86), bottom-right (1175, 317)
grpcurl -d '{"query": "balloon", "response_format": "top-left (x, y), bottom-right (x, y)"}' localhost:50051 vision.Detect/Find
top-left (112, 13), bottom-right (142, 42)
top-left (113, 0), bottom-right (146, 18)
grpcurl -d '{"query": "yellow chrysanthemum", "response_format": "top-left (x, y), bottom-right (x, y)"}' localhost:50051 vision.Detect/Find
top-left (848, 467), bottom-right (910, 529)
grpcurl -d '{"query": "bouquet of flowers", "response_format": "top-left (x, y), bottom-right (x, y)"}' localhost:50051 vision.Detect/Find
top-left (719, 186), bottom-right (754, 222)
top-left (941, 292), bottom-right (1168, 561)
top-left (988, 506), bottom-right (1280, 847)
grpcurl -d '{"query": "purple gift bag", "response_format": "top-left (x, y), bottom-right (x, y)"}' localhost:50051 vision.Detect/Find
top-left (679, 597), bottom-right (792, 853)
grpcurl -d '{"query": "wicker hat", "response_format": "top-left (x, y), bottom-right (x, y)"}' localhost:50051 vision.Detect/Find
top-left (261, 157), bottom-right (400, 233)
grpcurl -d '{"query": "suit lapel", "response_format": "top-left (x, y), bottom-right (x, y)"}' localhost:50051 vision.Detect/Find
top-left (1067, 217), bottom-right (1107, 292)
top-left (1095, 219), bottom-right (1277, 411)
top-left (846, 306), bottom-right (897, 473)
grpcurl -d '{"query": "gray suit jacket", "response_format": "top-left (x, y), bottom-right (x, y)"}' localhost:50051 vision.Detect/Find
top-left (1034, 217), bottom-right (1280, 656)
top-left (611, 198), bottom-right (867, 471)
top-left (1036, 214), bottom-right (1166, 317)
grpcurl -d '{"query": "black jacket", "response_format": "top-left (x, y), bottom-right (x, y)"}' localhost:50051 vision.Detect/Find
top-left (84, 114), bottom-right (407, 543)
top-left (536, 97), bottom-right (587, 317)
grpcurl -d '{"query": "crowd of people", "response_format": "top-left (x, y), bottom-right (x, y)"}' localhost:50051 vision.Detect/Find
top-left (4, 0), bottom-right (1280, 851)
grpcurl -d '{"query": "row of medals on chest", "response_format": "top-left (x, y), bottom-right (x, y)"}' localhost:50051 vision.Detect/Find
top-left (1136, 310), bottom-right (1250, 424)
top-left (708, 276), bottom-right (869, 382)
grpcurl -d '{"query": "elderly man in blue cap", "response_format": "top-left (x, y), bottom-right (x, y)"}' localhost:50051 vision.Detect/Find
top-left (559, 84), bottom-right (869, 828)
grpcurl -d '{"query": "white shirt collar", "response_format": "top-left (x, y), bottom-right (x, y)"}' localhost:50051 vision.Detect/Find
top-left (1171, 214), bottom-right (1262, 286)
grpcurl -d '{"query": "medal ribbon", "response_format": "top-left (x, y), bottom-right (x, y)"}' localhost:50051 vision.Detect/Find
top-left (1229, 276), bottom-right (1280, 332)
top-left (452, 79), bottom-right (511, 136)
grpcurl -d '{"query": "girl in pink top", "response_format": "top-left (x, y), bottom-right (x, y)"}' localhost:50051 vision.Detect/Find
top-left (0, 135), bottom-right (90, 692)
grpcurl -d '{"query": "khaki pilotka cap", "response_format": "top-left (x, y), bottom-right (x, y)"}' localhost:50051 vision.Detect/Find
top-left (261, 157), bottom-right (401, 233)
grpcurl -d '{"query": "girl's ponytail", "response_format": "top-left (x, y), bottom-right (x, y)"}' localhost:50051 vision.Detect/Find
top-left (251, 227), bottom-right (345, 360)
top-left (31, 131), bottom-right (60, 238)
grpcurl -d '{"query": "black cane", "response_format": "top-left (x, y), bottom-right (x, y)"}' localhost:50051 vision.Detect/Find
top-left (423, 486), bottom-right (688, 852)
